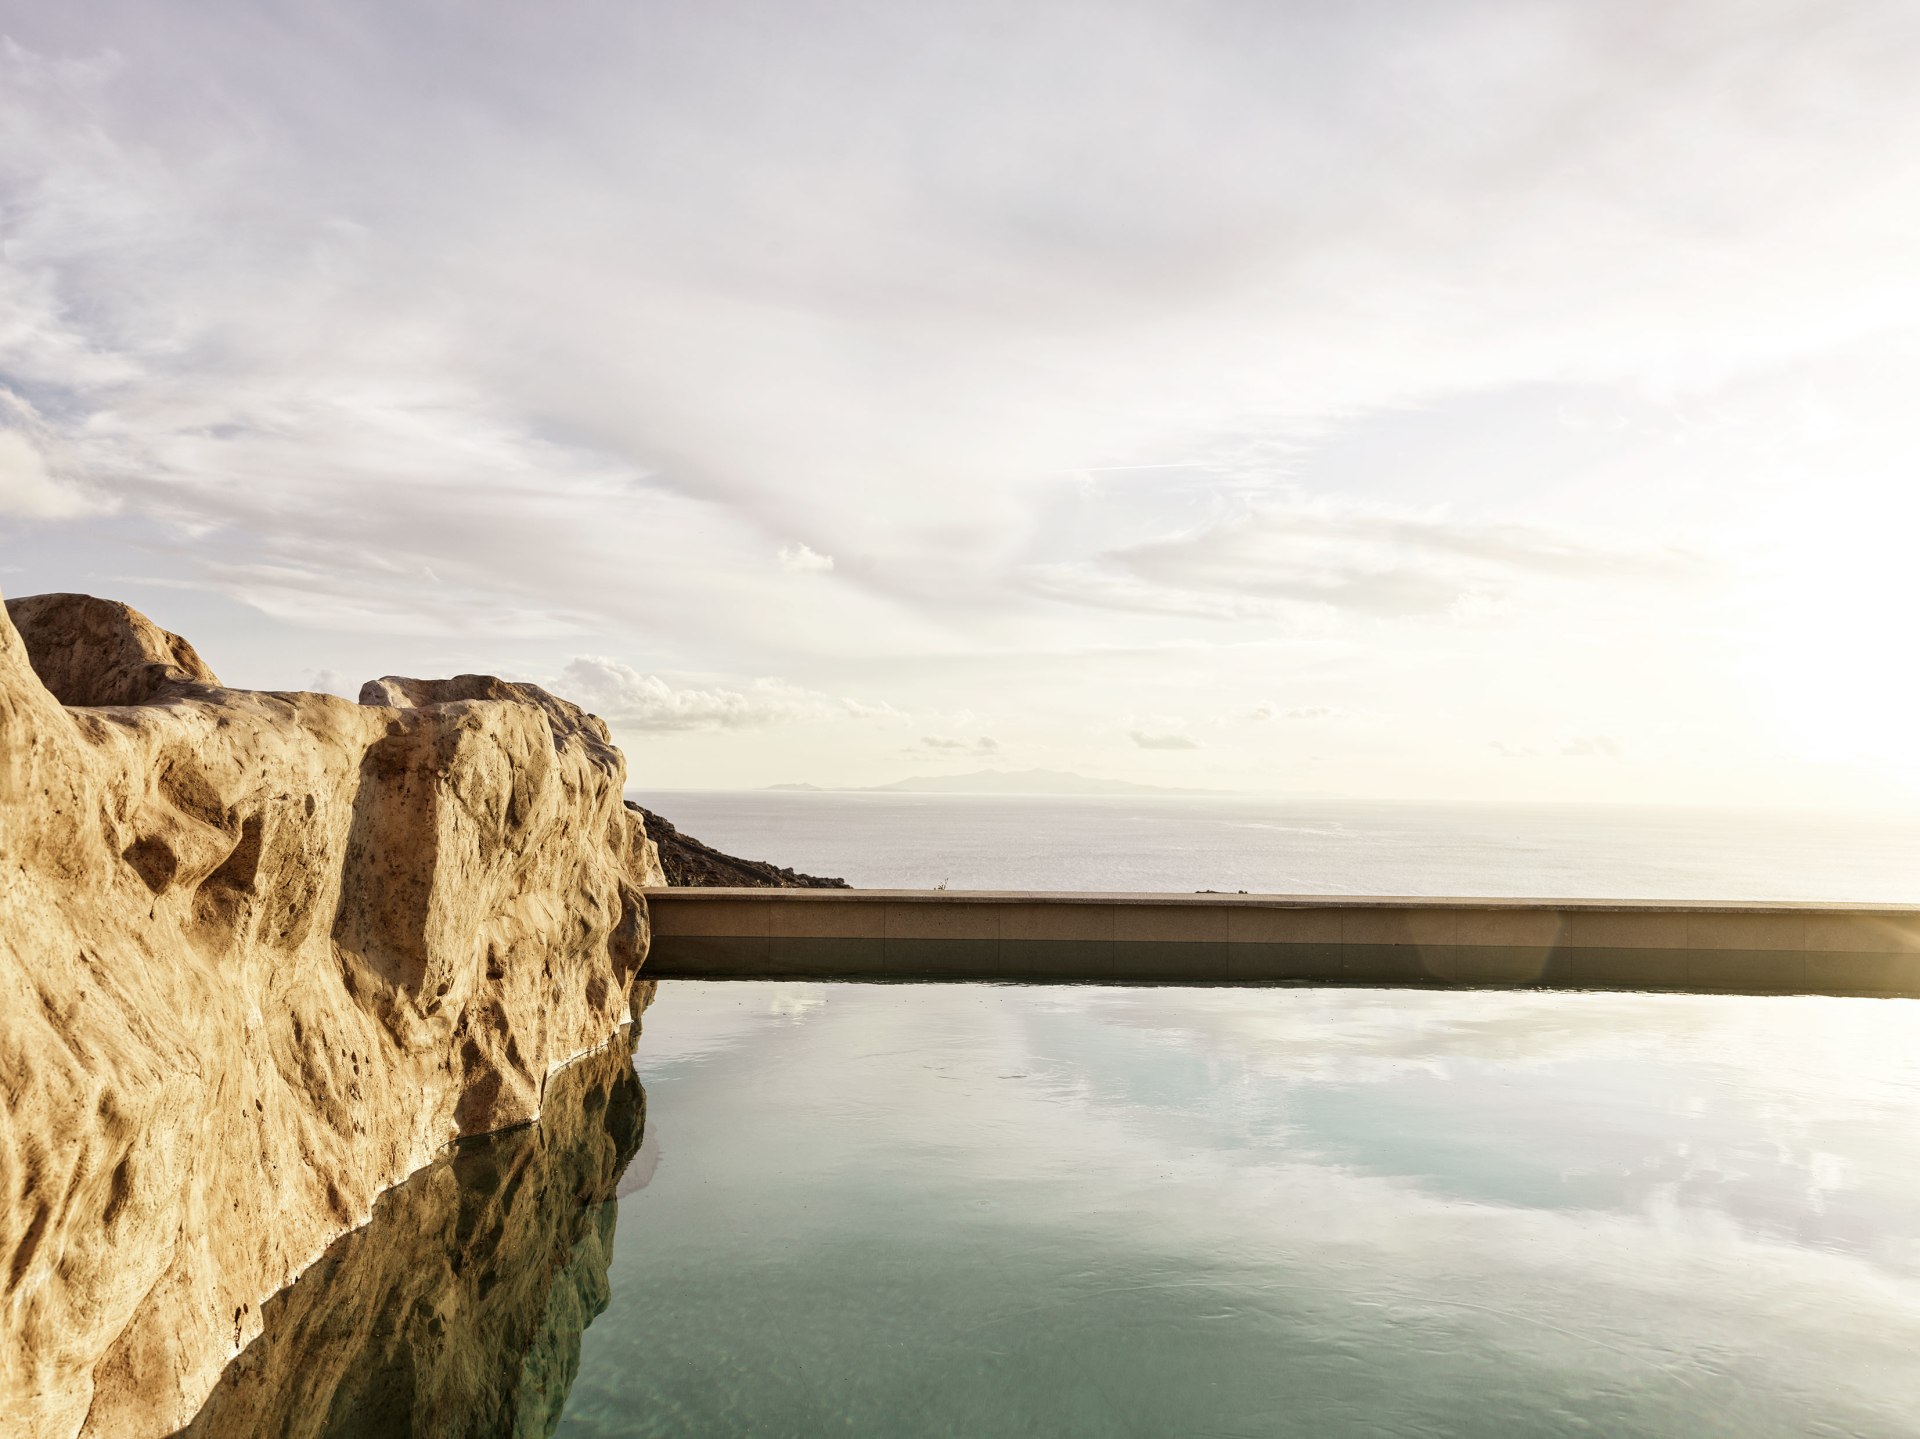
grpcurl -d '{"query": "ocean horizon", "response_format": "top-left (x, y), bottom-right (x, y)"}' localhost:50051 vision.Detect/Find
top-left (630, 791), bottom-right (1920, 905)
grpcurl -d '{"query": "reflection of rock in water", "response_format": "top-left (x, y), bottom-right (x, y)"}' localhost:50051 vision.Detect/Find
top-left (176, 1038), bottom-right (646, 1439)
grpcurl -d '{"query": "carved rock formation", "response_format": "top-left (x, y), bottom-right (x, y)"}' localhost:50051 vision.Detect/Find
top-left (0, 591), bottom-right (665, 1439)
top-left (176, 1016), bottom-right (651, 1439)
top-left (629, 803), bottom-right (850, 888)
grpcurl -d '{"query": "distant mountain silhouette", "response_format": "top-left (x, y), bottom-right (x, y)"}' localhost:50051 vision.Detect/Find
top-left (767, 768), bottom-right (1215, 796)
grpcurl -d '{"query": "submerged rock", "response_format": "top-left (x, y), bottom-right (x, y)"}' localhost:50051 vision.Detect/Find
top-left (629, 803), bottom-right (850, 888)
top-left (0, 591), bottom-right (666, 1439)
top-left (175, 1021), bottom-right (651, 1439)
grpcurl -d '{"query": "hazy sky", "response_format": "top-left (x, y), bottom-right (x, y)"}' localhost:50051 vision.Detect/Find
top-left (2, 0), bottom-right (1917, 804)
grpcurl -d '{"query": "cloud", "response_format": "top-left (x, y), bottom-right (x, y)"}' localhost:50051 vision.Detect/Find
top-left (558, 656), bottom-right (837, 732)
top-left (919, 735), bottom-right (999, 755)
top-left (1562, 735), bottom-right (1622, 758)
top-left (1034, 500), bottom-right (1706, 620)
top-left (1, 4), bottom-right (1916, 804)
top-left (0, 1), bottom-right (1887, 637)
top-left (1494, 735), bottom-right (1623, 759)
top-left (0, 427), bottom-right (95, 520)
top-left (557, 655), bottom-right (902, 734)
top-left (1022, 561), bottom-right (1279, 621)
top-left (841, 697), bottom-right (909, 722)
top-left (778, 542), bottom-right (835, 574)
top-left (1132, 730), bottom-right (1200, 750)
top-left (1251, 703), bottom-right (1337, 721)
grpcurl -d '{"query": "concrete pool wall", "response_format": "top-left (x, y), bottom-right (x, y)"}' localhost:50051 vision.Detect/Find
top-left (643, 890), bottom-right (1920, 995)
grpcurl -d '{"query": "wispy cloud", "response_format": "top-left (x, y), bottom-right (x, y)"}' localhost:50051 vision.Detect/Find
top-left (556, 656), bottom-right (904, 734)
top-left (1562, 735), bottom-right (1622, 758)
top-left (0, 428), bottom-right (95, 519)
top-left (1250, 704), bottom-right (1338, 721)
top-left (843, 697), bottom-right (910, 722)
top-left (0, 3), bottom-right (1879, 635)
top-left (778, 542), bottom-right (835, 574)
top-left (1032, 500), bottom-right (1707, 620)
top-left (1494, 735), bottom-right (1624, 760)
top-left (559, 657), bottom-right (828, 733)
top-left (1, 3), bottom-right (1914, 802)
top-left (919, 735), bottom-right (999, 755)
top-left (1132, 730), bottom-right (1201, 751)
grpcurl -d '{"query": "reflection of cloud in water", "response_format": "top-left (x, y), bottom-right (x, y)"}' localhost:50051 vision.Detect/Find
top-left (614, 983), bottom-right (1920, 1435)
top-left (1003, 987), bottom-right (1920, 1268)
top-left (616, 1121), bottom-right (661, 1197)
top-left (631, 981), bottom-right (831, 1070)
top-left (757, 984), bottom-right (1920, 1274)
top-left (1049, 985), bottom-right (1920, 1096)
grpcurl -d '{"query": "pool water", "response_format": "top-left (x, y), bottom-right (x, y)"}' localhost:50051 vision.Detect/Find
top-left (184, 981), bottom-right (1920, 1436)
top-left (554, 983), bottom-right (1920, 1438)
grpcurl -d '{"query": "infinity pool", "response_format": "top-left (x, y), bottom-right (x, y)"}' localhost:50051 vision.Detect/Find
top-left (189, 982), bottom-right (1920, 1436)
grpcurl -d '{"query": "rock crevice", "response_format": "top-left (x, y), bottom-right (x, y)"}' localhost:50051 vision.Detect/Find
top-left (0, 591), bottom-right (665, 1439)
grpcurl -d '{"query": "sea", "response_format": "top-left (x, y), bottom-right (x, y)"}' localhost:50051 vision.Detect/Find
top-left (631, 791), bottom-right (1920, 903)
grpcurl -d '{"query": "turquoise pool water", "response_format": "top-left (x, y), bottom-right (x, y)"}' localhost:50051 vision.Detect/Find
top-left (554, 983), bottom-right (1920, 1438)
top-left (184, 981), bottom-right (1920, 1436)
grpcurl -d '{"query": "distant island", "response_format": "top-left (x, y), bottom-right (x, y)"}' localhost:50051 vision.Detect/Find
top-left (767, 768), bottom-right (1218, 797)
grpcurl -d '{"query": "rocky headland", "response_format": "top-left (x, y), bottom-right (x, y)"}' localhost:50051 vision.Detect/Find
top-left (628, 803), bottom-right (849, 889)
top-left (0, 592), bottom-right (665, 1438)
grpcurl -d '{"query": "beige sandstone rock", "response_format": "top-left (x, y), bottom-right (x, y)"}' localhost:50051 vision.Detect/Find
top-left (0, 591), bottom-right (665, 1439)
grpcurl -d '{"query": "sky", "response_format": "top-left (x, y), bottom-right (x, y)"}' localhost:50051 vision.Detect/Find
top-left (1, 0), bottom-right (1917, 806)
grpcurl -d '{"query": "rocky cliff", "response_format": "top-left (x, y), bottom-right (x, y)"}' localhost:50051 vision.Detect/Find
top-left (0, 591), bottom-right (665, 1439)
top-left (629, 803), bottom-right (850, 888)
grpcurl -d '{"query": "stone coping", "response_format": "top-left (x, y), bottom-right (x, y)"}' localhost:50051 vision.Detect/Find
top-left (641, 890), bottom-right (1920, 994)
